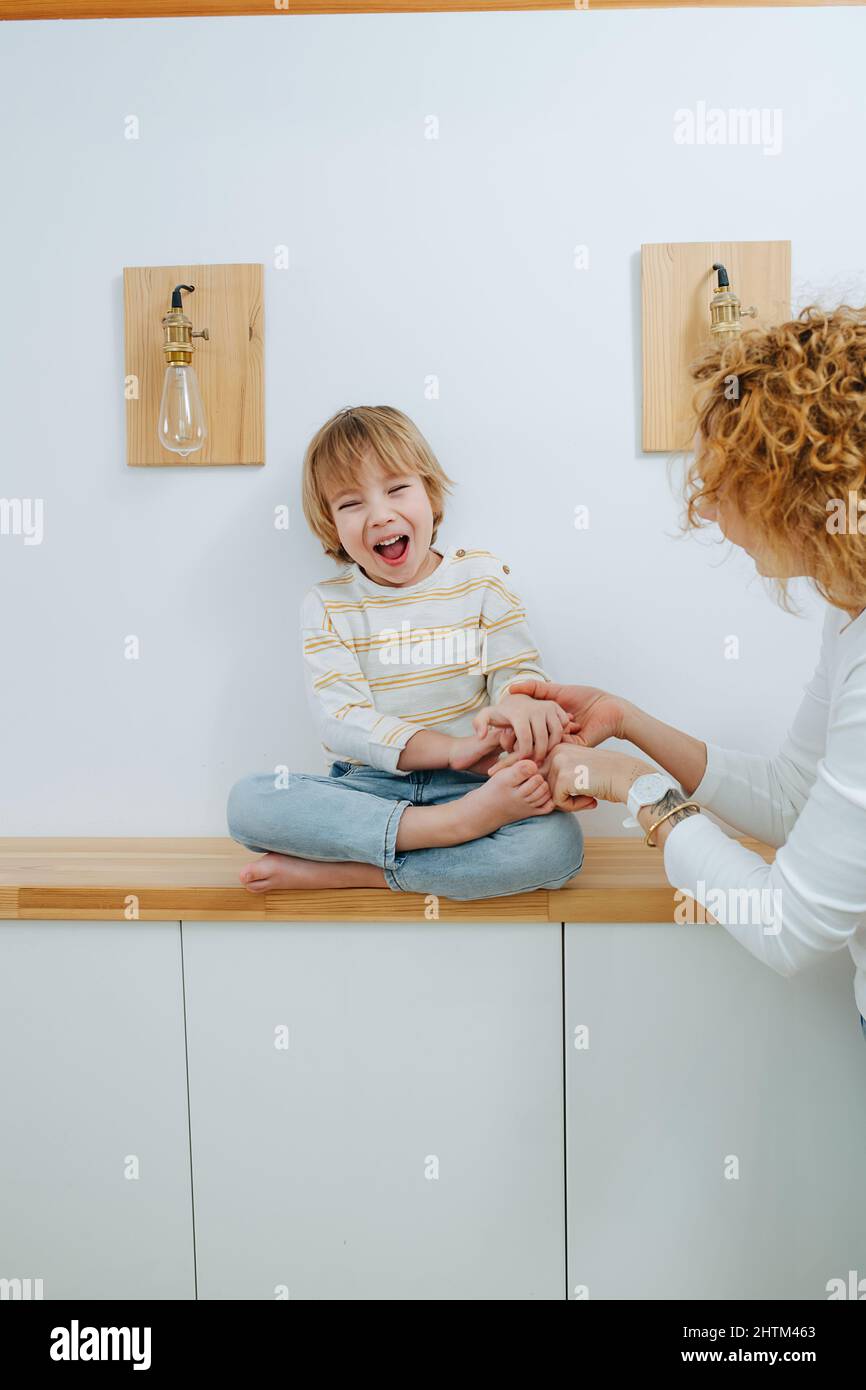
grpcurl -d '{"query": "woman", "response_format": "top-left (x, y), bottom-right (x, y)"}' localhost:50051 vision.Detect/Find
top-left (494, 305), bottom-right (866, 1034)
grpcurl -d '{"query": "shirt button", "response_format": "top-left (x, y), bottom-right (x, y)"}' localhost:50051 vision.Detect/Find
top-left (502, 564), bottom-right (510, 574)
top-left (455, 548), bottom-right (465, 557)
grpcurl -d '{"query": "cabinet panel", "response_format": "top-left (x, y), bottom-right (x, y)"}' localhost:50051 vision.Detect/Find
top-left (564, 924), bottom-right (866, 1299)
top-left (183, 920), bottom-right (565, 1299)
top-left (0, 922), bottom-right (195, 1299)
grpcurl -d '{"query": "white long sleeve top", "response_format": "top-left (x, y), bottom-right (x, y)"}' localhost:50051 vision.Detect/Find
top-left (300, 543), bottom-right (551, 778)
top-left (664, 601), bottom-right (866, 1015)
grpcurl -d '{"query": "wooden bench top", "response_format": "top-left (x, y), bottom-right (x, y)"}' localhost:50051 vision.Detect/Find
top-left (0, 836), bottom-right (774, 923)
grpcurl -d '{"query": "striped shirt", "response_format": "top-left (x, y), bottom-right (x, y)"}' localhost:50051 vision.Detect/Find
top-left (300, 542), bottom-right (552, 776)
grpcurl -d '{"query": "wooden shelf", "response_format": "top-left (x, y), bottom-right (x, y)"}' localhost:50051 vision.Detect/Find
top-left (0, 836), bottom-right (774, 923)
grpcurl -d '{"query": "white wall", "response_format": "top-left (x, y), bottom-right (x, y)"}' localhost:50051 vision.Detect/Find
top-left (2, 7), bottom-right (864, 834)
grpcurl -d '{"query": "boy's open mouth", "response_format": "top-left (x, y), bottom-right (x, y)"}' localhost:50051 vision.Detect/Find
top-left (372, 534), bottom-right (410, 564)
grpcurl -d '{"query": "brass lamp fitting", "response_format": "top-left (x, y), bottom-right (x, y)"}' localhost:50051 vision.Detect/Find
top-left (160, 283), bottom-right (210, 365)
top-left (709, 263), bottom-right (757, 343)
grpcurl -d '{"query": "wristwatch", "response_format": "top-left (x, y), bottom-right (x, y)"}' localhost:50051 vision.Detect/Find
top-left (622, 771), bottom-right (684, 830)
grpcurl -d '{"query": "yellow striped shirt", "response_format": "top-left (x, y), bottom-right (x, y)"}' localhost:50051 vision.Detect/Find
top-left (300, 543), bottom-right (552, 775)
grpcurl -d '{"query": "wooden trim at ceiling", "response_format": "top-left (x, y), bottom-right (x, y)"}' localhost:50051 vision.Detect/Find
top-left (2, 0), bottom-right (860, 19)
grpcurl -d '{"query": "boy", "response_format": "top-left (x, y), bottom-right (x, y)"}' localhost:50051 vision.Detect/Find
top-left (227, 406), bottom-right (585, 899)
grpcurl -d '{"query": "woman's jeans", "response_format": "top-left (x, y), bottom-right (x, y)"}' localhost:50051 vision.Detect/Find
top-left (226, 762), bottom-right (585, 901)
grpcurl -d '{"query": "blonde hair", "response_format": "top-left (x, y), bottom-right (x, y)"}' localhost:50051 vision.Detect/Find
top-left (301, 406), bottom-right (455, 565)
top-left (679, 303), bottom-right (866, 615)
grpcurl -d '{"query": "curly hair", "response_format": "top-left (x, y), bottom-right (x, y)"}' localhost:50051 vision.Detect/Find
top-left (680, 303), bottom-right (866, 614)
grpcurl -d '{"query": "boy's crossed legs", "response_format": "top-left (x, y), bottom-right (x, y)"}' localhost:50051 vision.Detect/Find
top-left (226, 753), bottom-right (582, 898)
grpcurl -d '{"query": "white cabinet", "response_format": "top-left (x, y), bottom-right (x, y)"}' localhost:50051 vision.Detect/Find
top-left (0, 922), bottom-right (195, 1299)
top-left (182, 920), bottom-right (565, 1299)
top-left (563, 923), bottom-right (866, 1299)
top-left (5, 914), bottom-right (863, 1301)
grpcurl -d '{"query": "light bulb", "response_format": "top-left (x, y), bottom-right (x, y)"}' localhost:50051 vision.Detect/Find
top-left (158, 363), bottom-right (208, 457)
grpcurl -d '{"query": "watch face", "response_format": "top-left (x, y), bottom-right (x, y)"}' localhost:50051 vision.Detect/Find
top-left (636, 774), bottom-right (664, 795)
top-left (631, 773), bottom-right (672, 807)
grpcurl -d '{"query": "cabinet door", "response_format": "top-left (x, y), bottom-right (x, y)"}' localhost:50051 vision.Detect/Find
top-left (564, 923), bottom-right (866, 1299)
top-left (0, 922), bottom-right (195, 1299)
top-left (183, 920), bottom-right (565, 1299)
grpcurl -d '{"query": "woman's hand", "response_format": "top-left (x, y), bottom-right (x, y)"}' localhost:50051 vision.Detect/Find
top-left (540, 744), bottom-right (654, 812)
top-left (472, 693), bottom-right (570, 764)
top-left (489, 739), bottom-right (652, 814)
top-left (505, 680), bottom-right (632, 749)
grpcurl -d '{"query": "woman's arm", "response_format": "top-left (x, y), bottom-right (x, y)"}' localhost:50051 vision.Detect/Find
top-left (536, 644), bottom-right (866, 979)
top-left (629, 611), bottom-right (833, 848)
top-left (511, 611), bottom-right (833, 848)
top-left (621, 704), bottom-right (708, 797)
top-left (662, 619), bottom-right (866, 978)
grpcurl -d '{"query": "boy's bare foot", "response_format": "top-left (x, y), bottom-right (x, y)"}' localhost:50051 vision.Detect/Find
top-left (238, 853), bottom-right (387, 893)
top-left (395, 761), bottom-right (556, 853)
top-left (451, 759), bottom-right (555, 840)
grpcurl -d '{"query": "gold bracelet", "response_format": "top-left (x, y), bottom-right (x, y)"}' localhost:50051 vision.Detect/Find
top-left (644, 802), bottom-right (702, 848)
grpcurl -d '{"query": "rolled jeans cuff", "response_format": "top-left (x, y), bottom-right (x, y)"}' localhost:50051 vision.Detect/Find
top-left (382, 798), bottom-right (412, 890)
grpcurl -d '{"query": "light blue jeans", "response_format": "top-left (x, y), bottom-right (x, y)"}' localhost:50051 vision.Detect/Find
top-left (226, 761), bottom-right (585, 901)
